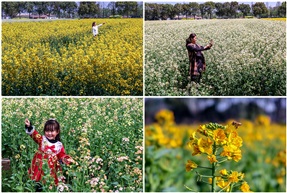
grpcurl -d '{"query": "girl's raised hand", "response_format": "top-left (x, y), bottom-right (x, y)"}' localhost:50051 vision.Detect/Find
top-left (25, 118), bottom-right (31, 127)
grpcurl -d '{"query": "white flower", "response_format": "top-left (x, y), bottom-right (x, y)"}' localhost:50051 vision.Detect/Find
top-left (136, 146), bottom-right (143, 150)
top-left (122, 137), bottom-right (129, 142)
top-left (57, 184), bottom-right (64, 192)
top-left (117, 156), bottom-right (129, 162)
top-left (96, 157), bottom-right (103, 164)
top-left (89, 177), bottom-right (100, 187)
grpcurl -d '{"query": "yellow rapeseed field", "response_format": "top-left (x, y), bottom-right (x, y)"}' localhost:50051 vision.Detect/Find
top-left (262, 18), bottom-right (286, 21)
top-left (2, 19), bottom-right (143, 96)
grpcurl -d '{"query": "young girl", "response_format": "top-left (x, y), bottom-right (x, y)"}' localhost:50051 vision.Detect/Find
top-left (92, 21), bottom-right (105, 37)
top-left (25, 118), bottom-right (72, 189)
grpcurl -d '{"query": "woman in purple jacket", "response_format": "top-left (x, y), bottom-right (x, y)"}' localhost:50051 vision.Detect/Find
top-left (186, 33), bottom-right (213, 83)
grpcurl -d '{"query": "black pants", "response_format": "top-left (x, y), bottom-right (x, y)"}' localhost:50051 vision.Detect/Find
top-left (35, 182), bottom-right (43, 192)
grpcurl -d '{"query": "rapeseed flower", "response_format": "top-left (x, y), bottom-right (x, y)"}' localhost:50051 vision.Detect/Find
top-left (228, 171), bottom-right (239, 183)
top-left (213, 129), bottom-right (227, 145)
top-left (220, 169), bottom-right (228, 175)
top-left (207, 154), bottom-right (218, 164)
top-left (217, 179), bottom-right (230, 191)
top-left (197, 137), bottom-right (213, 155)
top-left (185, 160), bottom-right (198, 172)
top-left (240, 182), bottom-right (251, 192)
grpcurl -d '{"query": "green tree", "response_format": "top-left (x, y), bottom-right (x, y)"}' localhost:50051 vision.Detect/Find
top-left (116, 1), bottom-right (137, 18)
top-left (145, 3), bottom-right (161, 20)
top-left (252, 2), bottom-right (268, 18)
top-left (160, 4), bottom-right (175, 20)
top-left (108, 2), bottom-right (117, 15)
top-left (64, 2), bottom-right (78, 18)
top-left (230, 1), bottom-right (239, 18)
top-left (189, 2), bottom-right (199, 19)
top-left (199, 3), bottom-right (206, 18)
top-left (215, 2), bottom-right (225, 18)
top-left (34, 2), bottom-right (48, 18)
top-left (238, 3), bottom-right (251, 18)
top-left (25, 2), bottom-right (35, 18)
top-left (136, 2), bottom-right (143, 18)
top-left (278, 1), bottom-right (286, 17)
top-left (78, 2), bottom-right (89, 18)
top-left (223, 2), bottom-right (231, 17)
top-left (2, 2), bottom-right (19, 18)
top-left (182, 3), bottom-right (191, 19)
top-left (174, 3), bottom-right (183, 19)
top-left (78, 2), bottom-right (99, 18)
top-left (204, 1), bottom-right (216, 19)
top-left (46, 2), bottom-right (55, 18)
top-left (14, 2), bottom-right (27, 19)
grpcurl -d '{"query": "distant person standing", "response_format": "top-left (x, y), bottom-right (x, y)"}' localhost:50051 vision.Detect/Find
top-left (92, 22), bottom-right (105, 37)
top-left (186, 33), bottom-right (213, 83)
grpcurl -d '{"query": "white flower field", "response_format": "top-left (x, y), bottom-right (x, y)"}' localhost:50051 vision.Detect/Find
top-left (145, 19), bottom-right (286, 96)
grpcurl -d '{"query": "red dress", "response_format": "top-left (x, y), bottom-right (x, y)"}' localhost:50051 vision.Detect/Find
top-left (26, 128), bottom-right (71, 185)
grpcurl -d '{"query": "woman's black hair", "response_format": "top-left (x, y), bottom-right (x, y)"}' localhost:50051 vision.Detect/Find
top-left (92, 22), bottom-right (96, 27)
top-left (44, 119), bottom-right (61, 141)
top-left (186, 33), bottom-right (197, 46)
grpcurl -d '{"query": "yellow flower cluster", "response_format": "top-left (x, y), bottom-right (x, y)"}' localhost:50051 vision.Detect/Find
top-left (154, 109), bottom-right (175, 126)
top-left (2, 19), bottom-right (143, 96)
top-left (145, 109), bottom-right (192, 148)
top-left (216, 169), bottom-right (251, 192)
top-left (235, 117), bottom-right (286, 148)
top-left (186, 122), bottom-right (251, 192)
top-left (272, 150), bottom-right (286, 185)
top-left (188, 123), bottom-right (243, 162)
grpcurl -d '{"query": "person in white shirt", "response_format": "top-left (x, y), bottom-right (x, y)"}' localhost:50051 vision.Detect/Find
top-left (92, 22), bottom-right (105, 37)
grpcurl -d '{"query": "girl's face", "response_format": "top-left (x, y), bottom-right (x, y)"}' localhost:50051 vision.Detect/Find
top-left (45, 130), bottom-right (59, 140)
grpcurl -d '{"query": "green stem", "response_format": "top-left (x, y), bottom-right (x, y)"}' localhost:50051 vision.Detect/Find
top-left (229, 183), bottom-right (234, 192)
top-left (211, 141), bottom-right (217, 192)
top-left (212, 162), bottom-right (216, 192)
top-left (196, 171), bottom-right (214, 178)
top-left (197, 165), bottom-right (213, 170)
top-left (217, 158), bottom-right (228, 164)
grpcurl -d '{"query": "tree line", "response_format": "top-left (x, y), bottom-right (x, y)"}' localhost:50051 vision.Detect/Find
top-left (1, 1), bottom-right (143, 19)
top-left (145, 1), bottom-right (286, 20)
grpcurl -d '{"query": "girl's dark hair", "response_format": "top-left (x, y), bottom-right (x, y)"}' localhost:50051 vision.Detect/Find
top-left (186, 33), bottom-right (197, 46)
top-left (92, 22), bottom-right (96, 27)
top-left (44, 119), bottom-right (61, 141)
